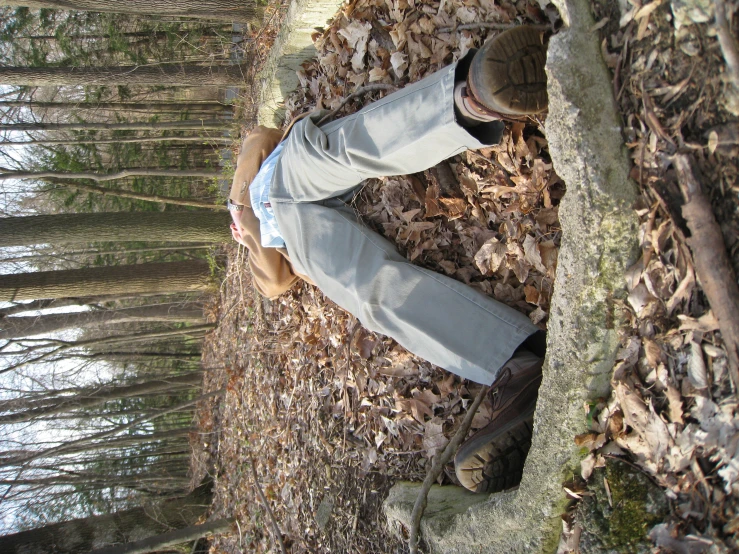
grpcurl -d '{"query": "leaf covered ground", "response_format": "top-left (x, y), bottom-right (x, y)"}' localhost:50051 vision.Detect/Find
top-left (193, 0), bottom-right (739, 552)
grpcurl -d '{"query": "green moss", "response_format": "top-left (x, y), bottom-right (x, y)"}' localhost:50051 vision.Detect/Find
top-left (603, 462), bottom-right (666, 552)
top-left (576, 461), bottom-right (669, 554)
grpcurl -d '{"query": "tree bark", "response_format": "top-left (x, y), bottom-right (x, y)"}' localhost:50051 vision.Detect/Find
top-left (0, 119), bottom-right (227, 132)
top-left (1, 389), bottom-right (222, 468)
top-left (1, 168), bottom-right (220, 182)
top-left (0, 100), bottom-right (229, 112)
top-left (0, 0), bottom-right (260, 23)
top-left (0, 370), bottom-right (204, 424)
top-left (0, 429), bottom-right (191, 466)
top-left (0, 481), bottom-right (213, 554)
top-left (1, 244), bottom-right (212, 264)
top-left (88, 519), bottom-right (233, 554)
top-left (1, 135), bottom-right (232, 146)
top-left (0, 303), bottom-right (205, 340)
top-left (0, 293), bottom-right (176, 318)
top-left (0, 261), bottom-right (212, 302)
top-left (61, 351), bottom-right (202, 362)
top-left (0, 64), bottom-right (246, 87)
top-left (0, 212), bottom-right (231, 247)
top-left (43, 180), bottom-right (227, 210)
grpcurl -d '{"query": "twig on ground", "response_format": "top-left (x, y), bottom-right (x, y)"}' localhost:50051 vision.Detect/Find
top-left (674, 153), bottom-right (739, 393)
top-left (249, 455), bottom-right (288, 554)
top-left (316, 84), bottom-right (397, 126)
top-left (342, 320), bottom-right (361, 452)
top-left (437, 22), bottom-right (550, 33)
top-left (408, 384), bottom-right (490, 554)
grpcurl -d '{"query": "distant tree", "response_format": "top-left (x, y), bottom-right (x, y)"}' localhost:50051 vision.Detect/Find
top-left (88, 518), bottom-right (233, 554)
top-left (0, 212), bottom-right (232, 247)
top-left (0, 100), bottom-right (229, 112)
top-left (0, 64), bottom-right (246, 87)
top-left (0, 260), bottom-right (213, 301)
top-left (0, 167), bottom-right (220, 182)
top-left (0, 481), bottom-right (213, 554)
top-left (0, 0), bottom-right (261, 24)
top-left (0, 119), bottom-right (227, 132)
top-left (0, 370), bottom-right (205, 424)
top-left (0, 302), bottom-right (206, 340)
top-left (44, 181), bottom-right (227, 210)
top-left (1, 136), bottom-right (232, 146)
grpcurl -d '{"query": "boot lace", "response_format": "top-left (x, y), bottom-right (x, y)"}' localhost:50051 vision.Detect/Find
top-left (489, 367), bottom-right (512, 412)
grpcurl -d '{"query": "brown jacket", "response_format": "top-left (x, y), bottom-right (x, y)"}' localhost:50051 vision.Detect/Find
top-left (229, 121), bottom-right (312, 299)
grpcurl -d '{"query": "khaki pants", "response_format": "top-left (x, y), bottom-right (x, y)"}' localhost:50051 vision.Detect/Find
top-left (270, 57), bottom-right (539, 385)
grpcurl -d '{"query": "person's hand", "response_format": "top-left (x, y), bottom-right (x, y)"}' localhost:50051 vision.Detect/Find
top-left (230, 207), bottom-right (250, 248)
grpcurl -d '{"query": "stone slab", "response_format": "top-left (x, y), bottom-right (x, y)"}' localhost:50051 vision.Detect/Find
top-left (382, 0), bottom-right (640, 551)
top-left (256, 0), bottom-right (345, 127)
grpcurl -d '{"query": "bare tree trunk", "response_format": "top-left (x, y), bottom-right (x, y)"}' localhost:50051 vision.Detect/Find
top-left (0, 293), bottom-right (179, 318)
top-left (0, 370), bottom-right (204, 424)
top-left (43, 181), bottom-right (226, 210)
top-left (1, 244), bottom-right (213, 264)
top-left (0, 429), bottom-right (191, 466)
top-left (88, 519), bottom-right (233, 554)
top-left (1, 168), bottom-right (220, 182)
top-left (1, 389), bottom-right (222, 468)
top-left (0, 100), bottom-right (229, 112)
top-left (0, 303), bottom-right (205, 340)
top-left (0, 119), bottom-right (227, 132)
top-left (1, 135), bottom-right (232, 146)
top-left (0, 213), bottom-right (230, 247)
top-left (0, 0), bottom-right (260, 23)
top-left (0, 481), bottom-right (213, 554)
top-left (0, 261), bottom-right (212, 302)
top-left (64, 351), bottom-right (202, 362)
top-left (0, 64), bottom-right (246, 87)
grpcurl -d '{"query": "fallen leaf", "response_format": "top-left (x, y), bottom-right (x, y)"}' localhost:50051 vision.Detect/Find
top-left (390, 51), bottom-right (408, 78)
top-left (424, 183), bottom-right (443, 218)
top-left (688, 340), bottom-right (709, 390)
top-left (422, 417), bottom-right (448, 459)
top-left (368, 67), bottom-right (388, 82)
top-left (474, 237), bottom-right (506, 275)
top-left (439, 197), bottom-right (466, 220)
top-left (523, 234), bottom-right (547, 274)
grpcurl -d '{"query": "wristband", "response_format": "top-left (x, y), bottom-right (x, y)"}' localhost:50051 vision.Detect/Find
top-left (227, 199), bottom-right (244, 212)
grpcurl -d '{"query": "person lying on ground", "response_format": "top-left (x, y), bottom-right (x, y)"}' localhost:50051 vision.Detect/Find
top-left (227, 25), bottom-right (549, 493)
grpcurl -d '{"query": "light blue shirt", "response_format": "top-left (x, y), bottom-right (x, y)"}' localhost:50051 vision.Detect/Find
top-left (249, 142), bottom-right (285, 249)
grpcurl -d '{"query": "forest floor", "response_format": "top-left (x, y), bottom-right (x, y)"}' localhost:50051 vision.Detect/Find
top-left (193, 0), bottom-right (739, 552)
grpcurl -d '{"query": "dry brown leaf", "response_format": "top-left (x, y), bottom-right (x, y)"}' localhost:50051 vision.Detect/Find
top-left (439, 197), bottom-right (467, 220)
top-left (535, 207), bottom-right (559, 226)
top-left (424, 183), bottom-right (443, 218)
top-left (422, 417), bottom-right (448, 460)
top-left (524, 285), bottom-right (541, 305)
top-left (523, 235), bottom-right (548, 274)
top-left (474, 237), bottom-right (506, 275)
top-left (643, 338), bottom-right (665, 368)
top-left (687, 340), bottom-right (709, 390)
top-left (678, 312), bottom-right (720, 332)
top-left (665, 384), bottom-right (684, 425)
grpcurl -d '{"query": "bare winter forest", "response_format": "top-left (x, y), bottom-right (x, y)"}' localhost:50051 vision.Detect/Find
top-left (2, 0), bottom-right (739, 553)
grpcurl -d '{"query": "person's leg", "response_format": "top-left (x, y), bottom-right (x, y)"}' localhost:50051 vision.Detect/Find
top-left (269, 52), bottom-right (503, 205)
top-left (271, 198), bottom-right (538, 385)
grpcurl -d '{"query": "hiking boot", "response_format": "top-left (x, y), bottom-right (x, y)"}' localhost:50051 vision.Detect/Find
top-left (455, 25), bottom-right (548, 123)
top-left (454, 350), bottom-right (543, 493)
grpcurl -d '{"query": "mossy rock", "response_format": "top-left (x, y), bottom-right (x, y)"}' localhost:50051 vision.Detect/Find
top-left (576, 460), bottom-right (669, 553)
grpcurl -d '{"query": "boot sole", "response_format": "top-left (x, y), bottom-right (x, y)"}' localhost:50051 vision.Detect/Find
top-left (454, 404), bottom-right (535, 493)
top-left (468, 26), bottom-right (548, 115)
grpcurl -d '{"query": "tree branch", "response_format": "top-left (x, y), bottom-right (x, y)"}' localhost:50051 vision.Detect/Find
top-left (408, 384), bottom-right (490, 553)
top-left (249, 456), bottom-right (288, 554)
